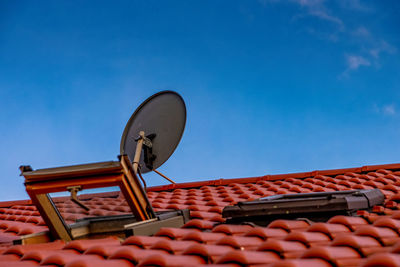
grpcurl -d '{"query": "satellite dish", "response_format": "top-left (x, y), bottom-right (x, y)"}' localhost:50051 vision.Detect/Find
top-left (120, 91), bottom-right (186, 174)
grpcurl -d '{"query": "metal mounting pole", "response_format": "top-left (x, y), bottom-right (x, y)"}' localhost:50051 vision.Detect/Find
top-left (133, 131), bottom-right (145, 174)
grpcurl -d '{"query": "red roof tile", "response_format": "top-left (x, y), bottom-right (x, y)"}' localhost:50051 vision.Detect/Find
top-left (268, 220), bottom-right (310, 232)
top-left (4, 240), bottom-right (65, 256)
top-left (41, 253), bottom-right (103, 266)
top-left (182, 243), bottom-right (234, 261)
top-left (302, 246), bottom-right (362, 266)
top-left (331, 234), bottom-right (386, 257)
top-left (84, 245), bottom-right (125, 258)
top-left (63, 237), bottom-right (120, 252)
top-left (307, 222), bottom-right (351, 239)
top-left (327, 215), bottom-right (369, 231)
top-left (109, 246), bottom-right (169, 264)
top-left (65, 259), bottom-right (134, 267)
top-left (244, 227), bottom-right (288, 240)
top-left (3, 162), bottom-right (400, 266)
top-left (211, 224), bottom-right (253, 235)
top-left (137, 254), bottom-right (206, 266)
top-left (257, 240), bottom-right (308, 258)
top-left (149, 239), bottom-right (199, 254)
top-left (284, 231), bottom-right (331, 247)
top-left (363, 253), bottom-right (400, 267)
top-left (355, 225), bottom-right (400, 246)
top-left (215, 250), bottom-right (280, 265)
top-left (269, 259), bottom-right (332, 267)
top-left (181, 231), bottom-right (227, 244)
top-left (155, 227), bottom-right (200, 239)
top-left (215, 236), bottom-right (263, 250)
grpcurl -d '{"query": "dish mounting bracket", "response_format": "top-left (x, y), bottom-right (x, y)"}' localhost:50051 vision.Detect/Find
top-left (133, 131), bottom-right (157, 173)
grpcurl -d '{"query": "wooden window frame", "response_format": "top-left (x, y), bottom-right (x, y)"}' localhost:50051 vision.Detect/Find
top-left (21, 155), bottom-right (155, 241)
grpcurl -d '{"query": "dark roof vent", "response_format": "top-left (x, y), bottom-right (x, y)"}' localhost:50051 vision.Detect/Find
top-left (222, 189), bottom-right (384, 226)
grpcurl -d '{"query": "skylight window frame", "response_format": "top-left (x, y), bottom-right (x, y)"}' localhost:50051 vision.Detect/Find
top-left (21, 155), bottom-right (155, 241)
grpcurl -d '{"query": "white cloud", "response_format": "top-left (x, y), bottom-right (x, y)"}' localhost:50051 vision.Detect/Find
top-left (339, 54), bottom-right (371, 78)
top-left (353, 26), bottom-right (370, 38)
top-left (308, 10), bottom-right (344, 27)
top-left (369, 40), bottom-right (397, 59)
top-left (346, 55), bottom-right (370, 70)
top-left (263, 0), bottom-right (343, 28)
top-left (373, 104), bottom-right (396, 116)
top-left (383, 105), bottom-right (396, 115)
top-left (349, 28), bottom-right (397, 72)
top-left (350, 26), bottom-right (396, 59)
top-left (338, 0), bottom-right (372, 12)
top-left (260, 0), bottom-right (396, 77)
top-left (293, 0), bottom-right (324, 7)
top-left (291, 0), bottom-right (344, 29)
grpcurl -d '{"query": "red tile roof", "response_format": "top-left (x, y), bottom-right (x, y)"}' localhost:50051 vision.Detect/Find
top-left (2, 162), bottom-right (400, 266)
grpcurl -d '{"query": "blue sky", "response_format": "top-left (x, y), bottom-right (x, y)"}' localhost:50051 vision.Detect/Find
top-left (0, 0), bottom-right (399, 200)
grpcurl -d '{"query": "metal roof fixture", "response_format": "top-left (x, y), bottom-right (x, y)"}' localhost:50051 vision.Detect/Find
top-left (222, 189), bottom-right (384, 226)
top-left (20, 91), bottom-right (188, 244)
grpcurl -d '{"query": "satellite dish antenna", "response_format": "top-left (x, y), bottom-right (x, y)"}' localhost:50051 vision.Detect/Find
top-left (19, 90), bottom-right (188, 239)
top-left (120, 91), bottom-right (186, 183)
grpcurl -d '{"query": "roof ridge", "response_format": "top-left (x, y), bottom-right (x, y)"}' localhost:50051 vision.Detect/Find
top-left (147, 162), bottom-right (400, 192)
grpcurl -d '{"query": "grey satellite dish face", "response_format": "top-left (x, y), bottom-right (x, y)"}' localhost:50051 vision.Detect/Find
top-left (120, 91), bottom-right (186, 173)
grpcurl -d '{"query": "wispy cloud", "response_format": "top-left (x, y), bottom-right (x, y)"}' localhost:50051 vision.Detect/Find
top-left (338, 0), bottom-right (373, 12)
top-left (260, 0), bottom-right (396, 77)
top-left (346, 55), bottom-right (370, 70)
top-left (339, 54), bottom-right (371, 78)
top-left (308, 10), bottom-right (343, 28)
top-left (373, 104), bottom-right (396, 116)
top-left (352, 26), bottom-right (370, 38)
top-left (345, 28), bottom-right (397, 75)
top-left (291, 0), bottom-right (344, 29)
top-left (369, 40), bottom-right (397, 59)
top-left (350, 27), bottom-right (396, 60)
top-left (260, 0), bottom-right (344, 42)
top-left (383, 105), bottom-right (396, 115)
